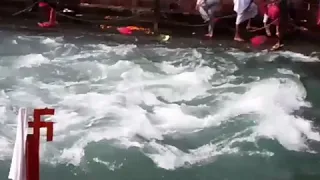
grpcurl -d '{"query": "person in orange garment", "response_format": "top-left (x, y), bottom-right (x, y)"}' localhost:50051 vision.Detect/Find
top-left (268, 0), bottom-right (296, 51)
top-left (37, 0), bottom-right (58, 28)
top-left (263, 1), bottom-right (280, 37)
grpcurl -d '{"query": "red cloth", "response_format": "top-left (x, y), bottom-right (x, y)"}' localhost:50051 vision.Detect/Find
top-left (251, 35), bottom-right (267, 47)
top-left (38, 2), bottom-right (48, 7)
top-left (267, 4), bottom-right (280, 20)
top-left (267, 4), bottom-right (280, 25)
top-left (117, 27), bottom-right (132, 35)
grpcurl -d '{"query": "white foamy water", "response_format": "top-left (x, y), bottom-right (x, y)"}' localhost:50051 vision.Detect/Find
top-left (0, 34), bottom-right (319, 171)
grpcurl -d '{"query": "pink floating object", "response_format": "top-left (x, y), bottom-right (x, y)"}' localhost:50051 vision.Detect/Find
top-left (251, 35), bottom-right (268, 47)
top-left (38, 2), bottom-right (48, 7)
top-left (38, 22), bottom-right (57, 28)
top-left (117, 27), bottom-right (132, 35)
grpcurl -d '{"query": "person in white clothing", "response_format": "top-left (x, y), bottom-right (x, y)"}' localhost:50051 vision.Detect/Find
top-left (196, 0), bottom-right (221, 38)
top-left (233, 0), bottom-right (258, 41)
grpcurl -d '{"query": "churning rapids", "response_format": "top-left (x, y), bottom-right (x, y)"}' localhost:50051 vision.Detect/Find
top-left (0, 31), bottom-right (320, 180)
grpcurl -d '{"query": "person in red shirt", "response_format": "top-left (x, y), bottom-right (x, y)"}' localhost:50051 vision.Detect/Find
top-left (263, 1), bottom-right (280, 37)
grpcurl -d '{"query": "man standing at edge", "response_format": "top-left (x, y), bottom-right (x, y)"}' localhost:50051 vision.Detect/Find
top-left (269, 0), bottom-right (296, 51)
top-left (196, 0), bottom-right (221, 38)
top-left (233, 0), bottom-right (258, 41)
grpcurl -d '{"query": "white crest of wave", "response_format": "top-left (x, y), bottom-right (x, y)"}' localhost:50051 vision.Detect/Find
top-left (14, 54), bottom-right (50, 68)
top-left (223, 78), bottom-right (319, 150)
top-left (0, 37), bottom-right (319, 171)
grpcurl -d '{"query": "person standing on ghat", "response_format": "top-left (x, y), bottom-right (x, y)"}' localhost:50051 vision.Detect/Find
top-left (266, 0), bottom-right (296, 51)
top-left (196, 0), bottom-right (221, 38)
top-left (196, 0), bottom-right (258, 41)
top-left (233, 0), bottom-right (258, 41)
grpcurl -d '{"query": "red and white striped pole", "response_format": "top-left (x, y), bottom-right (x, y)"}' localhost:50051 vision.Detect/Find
top-left (26, 108), bottom-right (55, 180)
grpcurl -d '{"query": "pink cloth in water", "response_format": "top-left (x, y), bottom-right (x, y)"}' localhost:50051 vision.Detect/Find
top-left (117, 27), bottom-right (132, 35)
top-left (251, 35), bottom-right (267, 47)
top-left (39, 2), bottom-right (48, 7)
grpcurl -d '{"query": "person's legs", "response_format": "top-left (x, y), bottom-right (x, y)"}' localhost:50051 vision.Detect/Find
top-left (270, 0), bottom-right (288, 50)
top-left (198, 6), bottom-right (210, 22)
top-left (207, 0), bottom-right (220, 37)
top-left (276, 25), bottom-right (279, 36)
top-left (263, 14), bottom-right (272, 36)
top-left (246, 3), bottom-right (258, 30)
top-left (271, 24), bottom-right (284, 50)
top-left (234, 3), bottom-right (258, 41)
top-left (234, 21), bottom-right (244, 41)
top-left (206, 11), bottom-right (217, 37)
top-left (198, 0), bottom-right (220, 38)
top-left (198, 6), bottom-right (213, 37)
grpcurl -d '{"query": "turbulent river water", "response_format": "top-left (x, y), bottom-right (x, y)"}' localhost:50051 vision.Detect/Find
top-left (0, 30), bottom-right (320, 180)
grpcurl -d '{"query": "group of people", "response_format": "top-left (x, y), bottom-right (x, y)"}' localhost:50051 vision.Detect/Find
top-left (196, 0), bottom-right (292, 50)
top-left (33, 0), bottom-right (318, 51)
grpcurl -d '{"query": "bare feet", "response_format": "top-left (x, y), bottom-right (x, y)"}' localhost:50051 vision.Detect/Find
top-left (204, 33), bottom-right (213, 38)
top-left (234, 36), bottom-right (245, 42)
top-left (269, 42), bottom-right (284, 51)
top-left (266, 29), bottom-right (271, 36)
